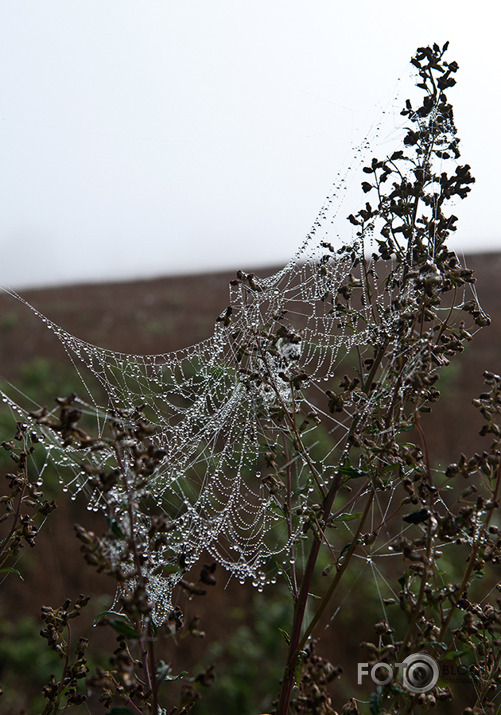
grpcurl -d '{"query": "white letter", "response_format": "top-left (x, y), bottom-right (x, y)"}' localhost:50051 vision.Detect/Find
top-left (371, 663), bottom-right (393, 686)
top-left (357, 663), bottom-right (369, 685)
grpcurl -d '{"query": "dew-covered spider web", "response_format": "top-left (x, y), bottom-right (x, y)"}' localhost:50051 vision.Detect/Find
top-left (0, 91), bottom-right (484, 626)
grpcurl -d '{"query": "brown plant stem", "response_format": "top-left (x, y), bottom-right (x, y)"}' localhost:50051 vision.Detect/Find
top-left (275, 532), bottom-right (322, 714)
top-left (115, 442), bottom-right (159, 714)
top-left (275, 481), bottom-right (373, 714)
top-left (436, 462), bottom-right (501, 647)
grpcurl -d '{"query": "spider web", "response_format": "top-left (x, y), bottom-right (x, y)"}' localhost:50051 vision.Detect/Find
top-left (0, 106), bottom-right (480, 626)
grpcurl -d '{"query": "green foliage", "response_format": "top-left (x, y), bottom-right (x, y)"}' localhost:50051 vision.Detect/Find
top-left (0, 615), bottom-right (61, 713)
top-left (0, 312), bottom-right (18, 333)
top-left (197, 590), bottom-right (292, 715)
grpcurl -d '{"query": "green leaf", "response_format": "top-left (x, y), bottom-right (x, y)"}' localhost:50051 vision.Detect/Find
top-left (108, 619), bottom-right (140, 639)
top-left (398, 421), bottom-right (416, 432)
top-left (93, 610), bottom-right (131, 627)
top-left (333, 512), bottom-right (363, 522)
top-left (109, 520), bottom-right (125, 539)
top-left (293, 485), bottom-right (310, 495)
top-left (156, 660), bottom-right (187, 683)
top-left (274, 560), bottom-right (296, 596)
top-left (0, 567), bottom-right (23, 580)
top-left (442, 649), bottom-right (467, 660)
top-left (278, 627), bottom-right (290, 645)
top-left (161, 563), bottom-right (183, 575)
top-left (294, 650), bottom-right (308, 687)
top-left (267, 502), bottom-right (285, 516)
top-left (338, 462), bottom-right (368, 480)
top-left (380, 463), bottom-right (401, 476)
top-left (163, 670), bottom-right (187, 682)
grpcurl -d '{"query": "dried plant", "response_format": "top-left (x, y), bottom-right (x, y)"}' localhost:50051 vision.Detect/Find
top-left (40, 596), bottom-right (90, 713)
top-left (0, 422), bottom-right (56, 580)
top-left (1, 42), bottom-right (499, 715)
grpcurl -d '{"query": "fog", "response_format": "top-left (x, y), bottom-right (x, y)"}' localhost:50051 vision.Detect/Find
top-left (1, 1), bottom-right (498, 288)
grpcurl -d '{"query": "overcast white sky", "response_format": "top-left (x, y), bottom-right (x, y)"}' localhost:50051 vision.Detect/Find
top-left (0, 1), bottom-right (499, 289)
